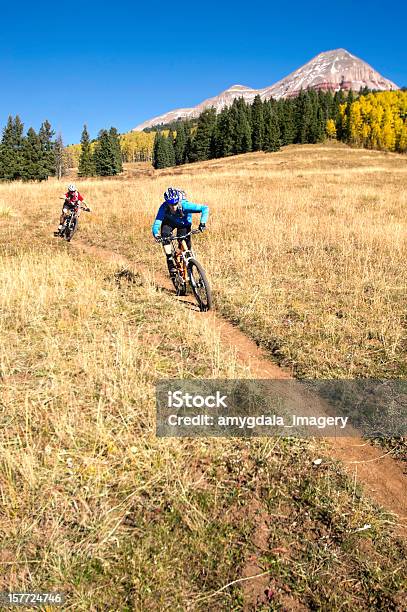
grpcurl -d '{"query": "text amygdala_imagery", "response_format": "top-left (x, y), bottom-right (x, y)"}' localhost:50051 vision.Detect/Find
top-left (156, 380), bottom-right (407, 438)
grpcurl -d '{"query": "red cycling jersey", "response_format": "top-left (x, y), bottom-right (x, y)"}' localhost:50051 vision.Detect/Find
top-left (65, 191), bottom-right (84, 204)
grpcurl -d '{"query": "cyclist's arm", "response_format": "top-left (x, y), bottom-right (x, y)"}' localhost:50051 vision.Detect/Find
top-left (77, 193), bottom-right (90, 209)
top-left (183, 201), bottom-right (209, 224)
top-left (152, 203), bottom-right (166, 237)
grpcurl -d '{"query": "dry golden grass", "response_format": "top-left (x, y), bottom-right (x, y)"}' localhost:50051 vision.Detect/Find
top-left (1, 142), bottom-right (406, 610)
top-left (71, 141), bottom-right (407, 378)
top-left (0, 232), bottom-right (252, 609)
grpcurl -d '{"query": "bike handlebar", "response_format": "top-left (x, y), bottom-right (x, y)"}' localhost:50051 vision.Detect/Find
top-left (155, 229), bottom-right (202, 244)
top-left (60, 199), bottom-right (91, 212)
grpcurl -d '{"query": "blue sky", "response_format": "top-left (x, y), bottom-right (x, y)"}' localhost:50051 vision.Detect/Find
top-left (1, 0), bottom-right (406, 144)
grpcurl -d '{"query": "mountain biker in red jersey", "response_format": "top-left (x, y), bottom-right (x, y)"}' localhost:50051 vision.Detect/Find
top-left (54, 184), bottom-right (90, 236)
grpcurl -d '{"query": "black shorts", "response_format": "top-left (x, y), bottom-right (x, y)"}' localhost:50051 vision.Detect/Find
top-left (161, 220), bottom-right (192, 249)
top-left (62, 202), bottom-right (76, 215)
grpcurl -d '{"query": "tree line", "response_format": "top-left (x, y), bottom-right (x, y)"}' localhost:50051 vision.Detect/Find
top-left (0, 116), bottom-right (69, 181)
top-left (152, 89), bottom-right (349, 168)
top-left (3, 89), bottom-right (403, 182)
top-left (0, 117), bottom-right (124, 181)
top-left (152, 88), bottom-right (407, 168)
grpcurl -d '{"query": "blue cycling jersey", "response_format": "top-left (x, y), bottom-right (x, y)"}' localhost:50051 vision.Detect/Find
top-left (152, 200), bottom-right (209, 236)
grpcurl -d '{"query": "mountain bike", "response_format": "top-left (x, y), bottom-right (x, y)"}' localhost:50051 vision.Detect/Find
top-left (156, 230), bottom-right (212, 311)
top-left (56, 202), bottom-right (90, 242)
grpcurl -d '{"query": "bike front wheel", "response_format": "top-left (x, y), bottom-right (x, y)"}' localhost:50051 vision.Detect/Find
top-left (65, 218), bottom-right (78, 242)
top-left (172, 272), bottom-right (187, 296)
top-left (187, 258), bottom-right (212, 311)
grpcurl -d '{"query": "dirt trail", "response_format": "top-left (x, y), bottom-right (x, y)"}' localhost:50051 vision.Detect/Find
top-left (74, 239), bottom-right (407, 535)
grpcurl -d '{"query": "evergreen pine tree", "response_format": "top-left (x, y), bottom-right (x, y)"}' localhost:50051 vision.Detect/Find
top-left (233, 98), bottom-right (252, 154)
top-left (0, 116), bottom-right (16, 179)
top-left (0, 115), bottom-right (24, 180)
top-left (297, 90), bottom-right (313, 143)
top-left (251, 95), bottom-right (264, 151)
top-left (174, 122), bottom-right (187, 165)
top-left (152, 131), bottom-right (169, 169)
top-left (54, 134), bottom-right (66, 179)
top-left (108, 127), bottom-right (123, 173)
top-left (262, 102), bottom-right (271, 151)
top-left (39, 119), bottom-right (55, 177)
top-left (315, 106), bottom-right (326, 142)
top-left (78, 125), bottom-right (95, 176)
top-left (213, 107), bottom-right (234, 157)
top-left (264, 107), bottom-right (280, 152)
top-left (21, 127), bottom-right (48, 181)
top-left (307, 90), bottom-right (322, 143)
top-left (278, 98), bottom-right (296, 146)
top-left (165, 132), bottom-right (176, 166)
top-left (319, 90), bottom-right (334, 124)
top-left (194, 108), bottom-right (217, 161)
top-left (13, 115), bottom-right (24, 177)
top-left (184, 132), bottom-right (196, 163)
top-left (94, 129), bottom-right (117, 176)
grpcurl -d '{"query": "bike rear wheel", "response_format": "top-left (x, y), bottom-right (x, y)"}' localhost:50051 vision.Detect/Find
top-left (187, 258), bottom-right (212, 311)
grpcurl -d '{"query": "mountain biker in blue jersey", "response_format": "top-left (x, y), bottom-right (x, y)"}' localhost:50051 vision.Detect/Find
top-left (152, 187), bottom-right (209, 277)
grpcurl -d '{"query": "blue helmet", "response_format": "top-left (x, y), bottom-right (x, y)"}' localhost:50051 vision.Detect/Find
top-left (164, 187), bottom-right (181, 205)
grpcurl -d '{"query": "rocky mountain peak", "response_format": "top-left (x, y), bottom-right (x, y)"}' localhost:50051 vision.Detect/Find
top-left (133, 49), bottom-right (398, 131)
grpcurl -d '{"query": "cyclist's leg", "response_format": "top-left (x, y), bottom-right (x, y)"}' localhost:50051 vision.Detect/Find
top-left (161, 222), bottom-right (177, 276)
top-left (177, 224), bottom-right (192, 249)
top-left (55, 205), bottom-right (68, 234)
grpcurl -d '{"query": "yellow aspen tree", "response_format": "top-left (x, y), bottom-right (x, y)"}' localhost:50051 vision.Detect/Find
top-left (66, 144), bottom-right (82, 167)
top-left (381, 122), bottom-right (396, 151)
top-left (119, 131), bottom-right (155, 162)
top-left (381, 106), bottom-right (396, 151)
top-left (398, 123), bottom-right (407, 153)
top-left (361, 123), bottom-right (370, 146)
top-left (326, 118), bottom-right (337, 139)
top-left (370, 120), bottom-right (382, 149)
top-left (349, 101), bottom-right (363, 145)
top-left (394, 116), bottom-right (404, 151)
top-left (338, 91), bottom-right (406, 152)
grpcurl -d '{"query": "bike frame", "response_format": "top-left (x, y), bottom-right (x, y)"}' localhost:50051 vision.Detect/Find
top-left (173, 237), bottom-right (196, 280)
top-left (66, 209), bottom-right (77, 228)
top-left (65, 203), bottom-right (81, 223)
top-left (159, 230), bottom-right (199, 263)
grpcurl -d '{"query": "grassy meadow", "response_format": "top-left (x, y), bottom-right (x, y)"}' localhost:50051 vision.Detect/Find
top-left (77, 142), bottom-right (407, 378)
top-left (0, 142), bottom-right (406, 610)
